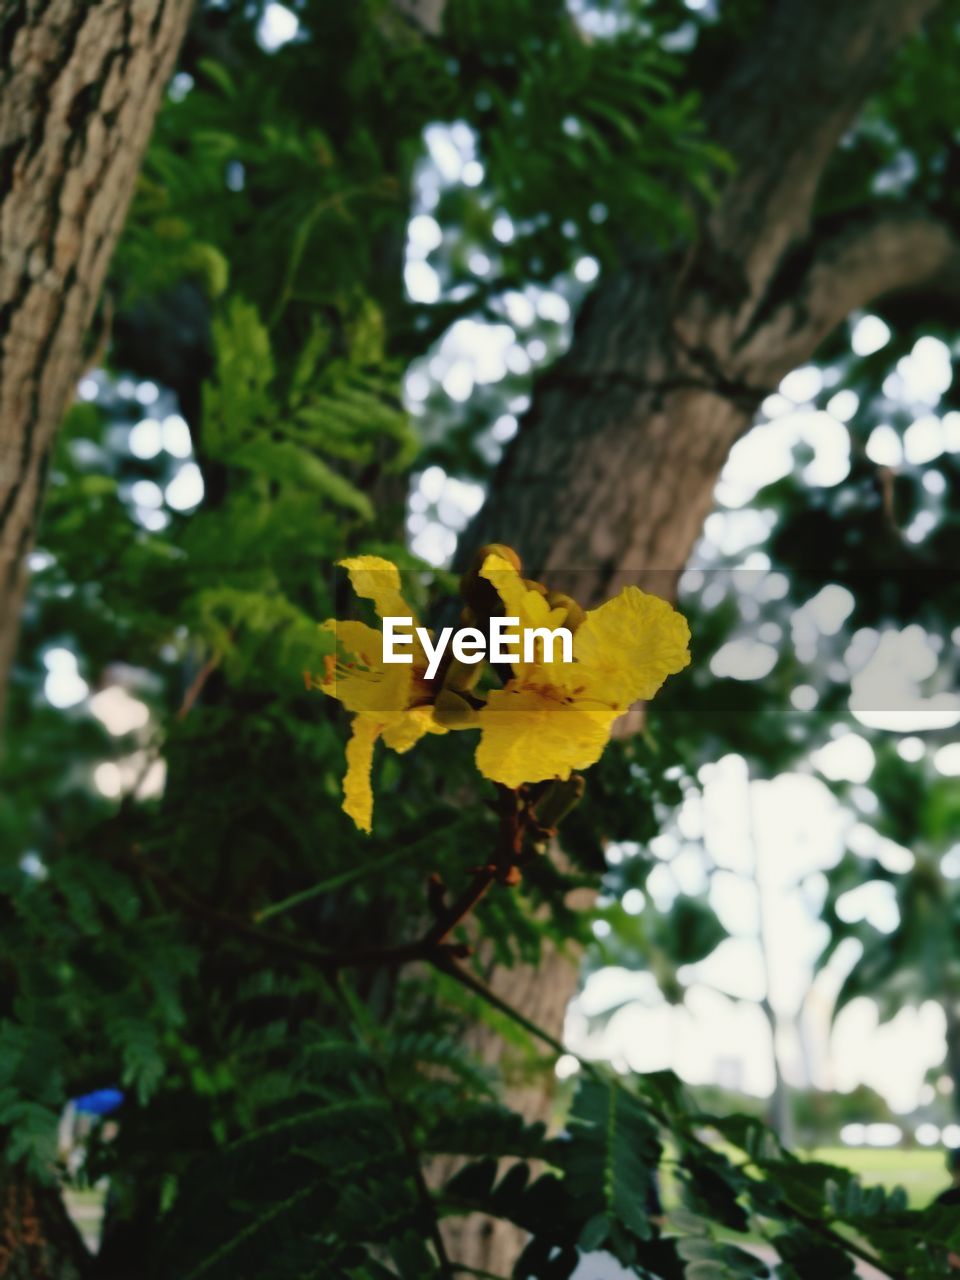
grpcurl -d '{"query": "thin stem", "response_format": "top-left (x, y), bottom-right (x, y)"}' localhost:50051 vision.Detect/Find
top-left (112, 792), bottom-right (904, 1277)
top-left (796, 1212), bottom-right (901, 1280)
top-left (123, 789), bottom-right (528, 973)
top-left (433, 953), bottom-right (597, 1075)
top-left (123, 849), bottom-right (430, 969)
top-left (121, 826), bottom-right (500, 974)
top-left (393, 1101), bottom-right (454, 1279)
top-left (268, 183), bottom-right (395, 328)
top-left (343, 980), bottom-right (454, 1280)
top-left (254, 814), bottom-right (474, 922)
top-left (177, 648), bottom-right (223, 720)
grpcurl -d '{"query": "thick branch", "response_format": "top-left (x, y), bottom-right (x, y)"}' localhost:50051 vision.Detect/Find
top-left (700, 0), bottom-right (943, 302)
top-left (741, 210), bottom-right (960, 376)
top-left (472, 1), bottom-right (946, 590)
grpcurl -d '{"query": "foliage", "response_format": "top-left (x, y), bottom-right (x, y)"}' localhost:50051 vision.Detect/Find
top-left (818, 744), bottom-right (960, 1026)
top-left (6, 0), bottom-right (960, 1277)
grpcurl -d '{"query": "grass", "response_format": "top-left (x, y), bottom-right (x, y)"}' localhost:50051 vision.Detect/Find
top-left (805, 1145), bottom-right (948, 1211)
top-left (672, 1145), bottom-right (952, 1262)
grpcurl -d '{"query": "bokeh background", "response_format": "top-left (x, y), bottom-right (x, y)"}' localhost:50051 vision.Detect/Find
top-left (6, 0), bottom-right (960, 1274)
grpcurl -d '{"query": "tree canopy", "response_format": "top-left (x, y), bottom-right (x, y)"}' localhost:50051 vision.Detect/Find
top-left (4, 1), bottom-right (960, 1277)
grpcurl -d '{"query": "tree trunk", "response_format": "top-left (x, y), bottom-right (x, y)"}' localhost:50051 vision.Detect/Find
top-left (943, 1001), bottom-right (960, 1124)
top-left (0, 1177), bottom-right (90, 1280)
top-left (0, 1), bottom-right (192, 1270)
top-left (0, 0), bottom-right (194, 724)
top-left (750, 772), bottom-right (795, 1146)
top-left (453, 0), bottom-right (953, 1269)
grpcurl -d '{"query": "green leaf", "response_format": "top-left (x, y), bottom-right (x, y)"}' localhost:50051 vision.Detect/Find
top-left (232, 439), bottom-right (374, 517)
top-left (564, 1078), bottom-right (660, 1248)
top-left (578, 1213), bottom-right (610, 1250)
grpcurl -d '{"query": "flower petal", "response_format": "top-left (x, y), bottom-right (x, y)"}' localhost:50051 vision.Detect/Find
top-left (479, 554), bottom-right (566, 630)
top-left (571, 586), bottom-right (690, 705)
top-left (475, 685), bottom-right (616, 789)
top-left (343, 716), bottom-right (381, 833)
top-left (479, 554), bottom-right (568, 676)
top-left (324, 619), bottom-right (384, 661)
top-left (339, 555), bottom-right (413, 621)
top-left (320, 619), bottom-right (413, 716)
top-left (382, 705), bottom-right (446, 753)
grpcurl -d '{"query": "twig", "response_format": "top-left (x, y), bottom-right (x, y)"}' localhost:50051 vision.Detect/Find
top-left (254, 814), bottom-right (474, 922)
top-left (176, 650), bottom-right (222, 720)
top-left (432, 953), bottom-right (580, 1069)
top-left (120, 821), bottom-right (509, 975)
top-left (268, 181), bottom-right (397, 329)
top-left (389, 1088), bottom-right (455, 1279)
top-left (339, 979), bottom-right (455, 1279)
top-left (126, 849), bottom-right (470, 970)
top-left (793, 1211), bottom-right (903, 1280)
top-left (121, 840), bottom-right (906, 1279)
top-left (124, 789), bottom-right (528, 974)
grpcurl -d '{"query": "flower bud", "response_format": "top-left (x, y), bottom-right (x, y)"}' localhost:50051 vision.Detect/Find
top-left (532, 774), bottom-right (585, 830)
top-left (433, 687), bottom-right (481, 728)
top-left (443, 656), bottom-right (484, 692)
top-left (475, 543), bottom-right (522, 573)
top-left (546, 591), bottom-right (586, 632)
top-left (459, 544), bottom-right (524, 620)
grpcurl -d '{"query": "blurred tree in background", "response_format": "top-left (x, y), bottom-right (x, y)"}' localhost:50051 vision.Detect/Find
top-left (5, 1), bottom-right (960, 1278)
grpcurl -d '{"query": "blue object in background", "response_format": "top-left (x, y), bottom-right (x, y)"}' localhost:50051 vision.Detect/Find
top-left (73, 1088), bottom-right (124, 1116)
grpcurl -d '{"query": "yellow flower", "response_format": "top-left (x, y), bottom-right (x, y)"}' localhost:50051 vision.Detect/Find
top-left (318, 556), bottom-right (445, 832)
top-left (474, 554), bottom-right (690, 788)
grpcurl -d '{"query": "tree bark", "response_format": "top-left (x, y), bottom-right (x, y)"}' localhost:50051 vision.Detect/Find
top-left (454, 0), bottom-right (951, 1270)
top-left (0, 1178), bottom-right (90, 1280)
top-left (477, 0), bottom-right (946, 593)
top-left (0, 1), bottom-right (192, 1271)
top-left (0, 0), bottom-right (194, 724)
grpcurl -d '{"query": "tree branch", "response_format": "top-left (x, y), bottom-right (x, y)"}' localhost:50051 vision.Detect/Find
top-left (471, 2), bottom-right (947, 586)
top-left (390, 0), bottom-right (446, 35)
top-left (128, 848), bottom-right (473, 971)
top-left (121, 787), bottom-right (530, 973)
top-left (739, 208), bottom-right (960, 377)
top-left (433, 958), bottom-right (910, 1280)
top-left (700, 0), bottom-right (944, 299)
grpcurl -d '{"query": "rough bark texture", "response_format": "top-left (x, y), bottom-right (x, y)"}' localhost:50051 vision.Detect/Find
top-left (453, 0), bottom-right (954, 1271)
top-left (0, 0), bottom-right (194, 723)
top-left (0, 3), bottom-right (193, 1270)
top-left (477, 0), bottom-right (950, 595)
